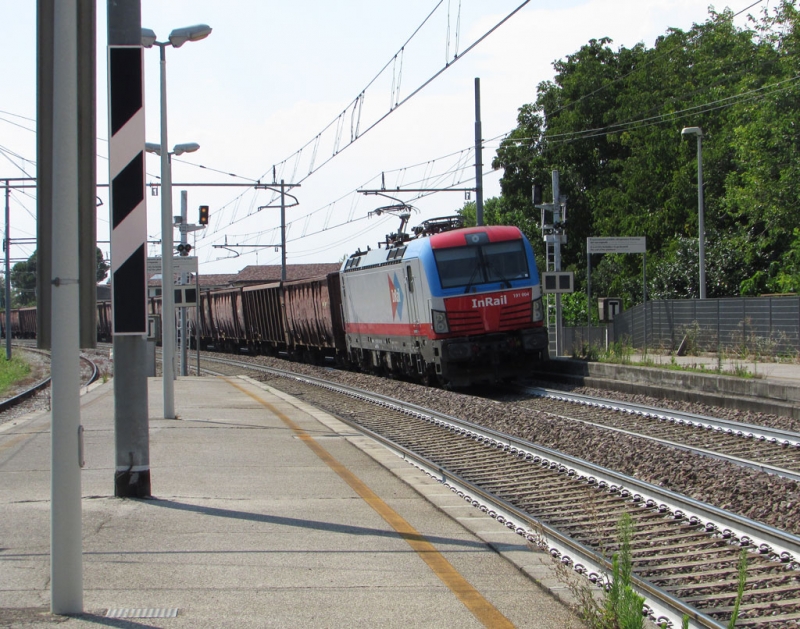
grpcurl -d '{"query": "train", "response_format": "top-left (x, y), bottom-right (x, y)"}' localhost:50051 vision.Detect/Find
top-left (0, 301), bottom-right (114, 342)
top-left (184, 217), bottom-right (549, 387)
top-left (1, 218), bottom-right (550, 387)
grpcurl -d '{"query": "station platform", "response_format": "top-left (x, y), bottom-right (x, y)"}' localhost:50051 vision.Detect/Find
top-left (0, 376), bottom-right (580, 628)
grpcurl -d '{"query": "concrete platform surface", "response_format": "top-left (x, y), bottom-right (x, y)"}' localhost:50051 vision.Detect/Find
top-left (0, 376), bottom-right (582, 628)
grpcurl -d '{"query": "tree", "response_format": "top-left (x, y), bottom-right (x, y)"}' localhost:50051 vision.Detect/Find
top-left (492, 3), bottom-right (800, 304)
top-left (10, 254), bottom-right (36, 306)
top-left (10, 247), bottom-right (110, 307)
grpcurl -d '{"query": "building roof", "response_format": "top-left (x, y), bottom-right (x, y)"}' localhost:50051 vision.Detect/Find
top-left (232, 264), bottom-right (340, 285)
top-left (145, 265), bottom-right (340, 288)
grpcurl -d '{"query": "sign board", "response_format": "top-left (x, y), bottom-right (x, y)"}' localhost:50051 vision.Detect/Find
top-left (173, 286), bottom-right (197, 307)
top-left (542, 271), bottom-right (574, 294)
top-left (147, 256), bottom-right (198, 276)
top-left (587, 237), bottom-right (646, 254)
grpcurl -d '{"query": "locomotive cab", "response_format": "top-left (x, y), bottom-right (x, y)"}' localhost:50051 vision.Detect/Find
top-left (424, 226), bottom-right (548, 386)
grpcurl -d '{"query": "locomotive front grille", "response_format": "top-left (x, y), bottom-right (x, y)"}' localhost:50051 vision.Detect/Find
top-left (446, 301), bottom-right (533, 334)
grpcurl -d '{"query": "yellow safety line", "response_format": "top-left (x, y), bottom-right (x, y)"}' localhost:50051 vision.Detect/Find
top-left (225, 377), bottom-right (515, 629)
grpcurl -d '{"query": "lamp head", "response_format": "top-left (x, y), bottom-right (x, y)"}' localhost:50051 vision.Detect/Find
top-left (141, 28), bottom-right (157, 48)
top-left (168, 24), bottom-right (212, 48)
top-left (145, 142), bottom-right (162, 156)
top-left (681, 126), bottom-right (703, 137)
top-left (172, 142), bottom-right (200, 156)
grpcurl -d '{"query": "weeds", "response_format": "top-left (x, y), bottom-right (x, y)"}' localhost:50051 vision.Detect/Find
top-left (0, 356), bottom-right (32, 396)
top-left (601, 513), bottom-right (645, 629)
top-left (545, 511), bottom-right (646, 629)
top-left (728, 547), bottom-right (748, 629)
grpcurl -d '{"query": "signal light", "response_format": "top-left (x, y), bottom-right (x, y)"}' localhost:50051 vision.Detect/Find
top-left (176, 243), bottom-right (192, 256)
top-left (199, 205), bottom-right (209, 225)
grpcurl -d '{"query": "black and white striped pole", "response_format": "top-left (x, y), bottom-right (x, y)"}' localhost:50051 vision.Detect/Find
top-left (142, 24), bottom-right (211, 420)
top-left (108, 0), bottom-right (150, 498)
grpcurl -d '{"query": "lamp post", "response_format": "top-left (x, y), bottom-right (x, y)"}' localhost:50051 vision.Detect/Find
top-left (681, 126), bottom-right (706, 300)
top-left (142, 24), bottom-right (211, 419)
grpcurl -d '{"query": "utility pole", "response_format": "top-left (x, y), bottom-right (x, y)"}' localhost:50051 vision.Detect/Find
top-left (49, 0), bottom-right (83, 614)
top-left (4, 180), bottom-right (10, 361)
top-left (176, 191), bottom-right (203, 375)
top-left (179, 191), bottom-right (188, 375)
top-left (250, 178), bottom-right (301, 281)
top-left (474, 78), bottom-right (484, 226)
top-left (536, 171), bottom-right (567, 357)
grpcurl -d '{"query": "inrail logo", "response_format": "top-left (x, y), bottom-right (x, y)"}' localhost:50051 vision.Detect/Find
top-left (388, 273), bottom-right (404, 320)
top-left (471, 295), bottom-right (507, 308)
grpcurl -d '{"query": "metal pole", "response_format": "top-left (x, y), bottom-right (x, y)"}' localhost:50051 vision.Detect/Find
top-left (50, 0), bottom-right (82, 612)
top-left (697, 136), bottom-right (706, 300)
top-left (180, 190), bottom-right (188, 376)
top-left (280, 180), bottom-right (286, 282)
top-left (109, 0), bottom-right (150, 500)
top-left (159, 43), bottom-right (176, 419)
top-left (4, 180), bottom-right (10, 360)
top-left (474, 77), bottom-right (484, 226)
top-left (552, 171), bottom-right (563, 357)
top-left (196, 270), bottom-right (200, 375)
top-left (586, 243), bottom-right (591, 331)
top-left (643, 252), bottom-right (647, 355)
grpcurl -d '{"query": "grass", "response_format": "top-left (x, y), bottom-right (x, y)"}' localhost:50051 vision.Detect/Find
top-left (572, 340), bottom-right (764, 379)
top-left (0, 356), bottom-right (32, 396)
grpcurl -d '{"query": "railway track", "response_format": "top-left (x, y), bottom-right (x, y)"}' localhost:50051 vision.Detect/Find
top-left (508, 385), bottom-right (800, 482)
top-left (0, 346), bottom-right (101, 420)
top-left (198, 354), bottom-right (800, 629)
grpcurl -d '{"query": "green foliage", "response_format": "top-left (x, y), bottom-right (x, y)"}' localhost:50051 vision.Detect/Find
top-left (10, 253), bottom-right (37, 306)
top-left (0, 356), bottom-right (31, 396)
top-left (598, 513), bottom-right (645, 629)
top-left (728, 547), bottom-right (748, 628)
top-left (493, 2), bottom-right (800, 304)
top-left (9, 248), bottom-right (109, 307)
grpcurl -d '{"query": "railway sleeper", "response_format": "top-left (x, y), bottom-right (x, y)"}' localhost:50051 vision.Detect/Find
top-left (642, 560), bottom-right (785, 580)
top-left (508, 491), bottom-right (617, 511)
top-left (547, 507), bottom-right (675, 532)
top-left (445, 462), bottom-right (524, 478)
top-left (635, 550), bottom-right (766, 571)
top-left (515, 491), bottom-right (623, 513)
top-left (629, 528), bottom-right (719, 546)
top-left (709, 599), bottom-right (800, 620)
top-left (735, 611), bottom-right (800, 626)
top-left (489, 476), bottom-right (588, 494)
top-left (663, 571), bottom-right (799, 594)
top-left (683, 582), bottom-right (800, 605)
top-left (631, 537), bottom-right (733, 558)
top-left (536, 510), bottom-right (667, 539)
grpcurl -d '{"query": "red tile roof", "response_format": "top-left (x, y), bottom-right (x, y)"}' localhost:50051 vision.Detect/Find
top-left (233, 264), bottom-right (340, 284)
top-left (146, 265), bottom-right (340, 288)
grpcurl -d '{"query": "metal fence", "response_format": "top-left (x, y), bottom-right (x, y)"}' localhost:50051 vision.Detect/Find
top-left (610, 296), bottom-right (800, 356)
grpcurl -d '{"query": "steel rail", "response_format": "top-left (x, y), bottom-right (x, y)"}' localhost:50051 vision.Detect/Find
top-left (536, 408), bottom-right (800, 483)
top-left (520, 384), bottom-right (800, 448)
top-left (0, 348), bottom-right (100, 414)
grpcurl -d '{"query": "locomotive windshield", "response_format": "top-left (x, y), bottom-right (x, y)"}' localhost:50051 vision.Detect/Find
top-left (434, 240), bottom-right (529, 289)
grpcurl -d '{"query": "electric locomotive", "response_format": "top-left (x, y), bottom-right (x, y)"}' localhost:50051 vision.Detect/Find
top-left (340, 217), bottom-right (548, 386)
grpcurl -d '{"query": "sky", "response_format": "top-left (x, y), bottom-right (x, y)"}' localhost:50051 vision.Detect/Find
top-left (0, 0), bottom-right (763, 277)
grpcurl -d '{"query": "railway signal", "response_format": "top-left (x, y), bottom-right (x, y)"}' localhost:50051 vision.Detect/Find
top-left (199, 204), bottom-right (209, 225)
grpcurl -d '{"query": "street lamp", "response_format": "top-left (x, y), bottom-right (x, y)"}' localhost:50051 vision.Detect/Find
top-left (681, 126), bottom-right (706, 299)
top-left (142, 24), bottom-right (211, 419)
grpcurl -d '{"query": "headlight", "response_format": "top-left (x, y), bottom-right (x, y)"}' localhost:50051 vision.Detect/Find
top-left (532, 297), bottom-right (544, 323)
top-left (432, 309), bottom-right (450, 334)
